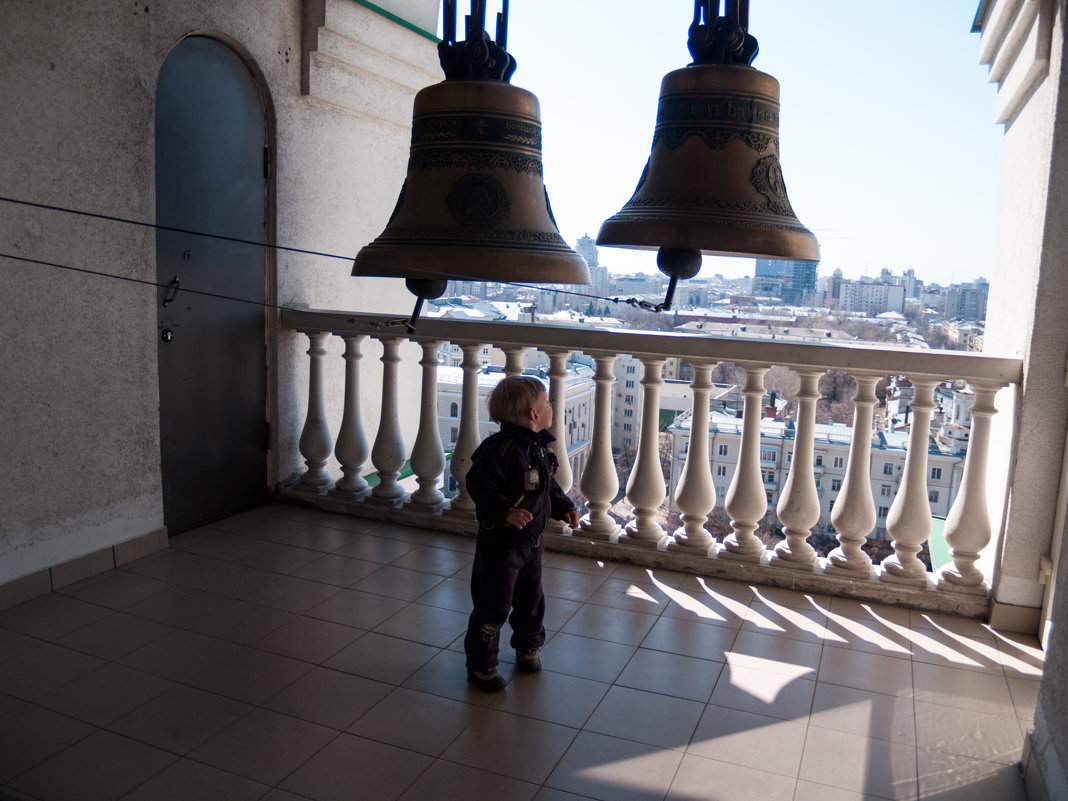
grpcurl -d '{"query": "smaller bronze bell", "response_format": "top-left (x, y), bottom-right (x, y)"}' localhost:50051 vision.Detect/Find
top-left (353, 1), bottom-right (589, 326)
top-left (597, 0), bottom-right (818, 310)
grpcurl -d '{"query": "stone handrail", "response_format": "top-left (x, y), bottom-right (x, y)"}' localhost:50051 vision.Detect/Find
top-left (280, 308), bottom-right (1023, 617)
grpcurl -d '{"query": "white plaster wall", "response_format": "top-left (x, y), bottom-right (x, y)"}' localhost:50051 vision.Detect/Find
top-left (0, 0), bottom-right (440, 584)
top-left (983, 0), bottom-right (1068, 611)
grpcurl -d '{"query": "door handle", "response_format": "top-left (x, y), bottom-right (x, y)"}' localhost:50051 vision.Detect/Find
top-left (162, 275), bottom-right (180, 307)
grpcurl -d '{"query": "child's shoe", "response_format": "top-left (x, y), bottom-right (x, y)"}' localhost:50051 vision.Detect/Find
top-left (516, 648), bottom-right (541, 673)
top-left (467, 666), bottom-right (506, 691)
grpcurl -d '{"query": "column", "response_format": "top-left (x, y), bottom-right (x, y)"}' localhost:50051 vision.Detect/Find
top-left (408, 339), bottom-right (446, 509)
top-left (620, 356), bottom-right (668, 548)
top-left (826, 373), bottom-right (879, 578)
top-left (502, 346), bottom-right (524, 377)
top-left (330, 334), bottom-right (370, 499)
top-left (770, 369), bottom-right (822, 570)
top-left (579, 353), bottom-right (622, 541)
top-left (369, 336), bottom-right (406, 505)
top-left (297, 331), bottom-right (332, 492)
top-left (446, 343), bottom-right (482, 517)
top-left (721, 365), bottom-right (770, 562)
top-left (938, 381), bottom-right (1001, 593)
top-left (669, 363), bottom-right (716, 554)
top-left (546, 350), bottom-right (574, 495)
top-left (882, 377), bottom-right (938, 585)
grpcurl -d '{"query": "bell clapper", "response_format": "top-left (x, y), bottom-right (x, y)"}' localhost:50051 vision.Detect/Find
top-left (656, 247), bottom-right (701, 312)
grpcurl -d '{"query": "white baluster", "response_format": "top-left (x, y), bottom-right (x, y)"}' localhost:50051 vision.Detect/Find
top-left (669, 362), bottom-right (716, 555)
top-left (445, 343), bottom-right (482, 518)
top-left (620, 357), bottom-right (668, 548)
top-left (330, 334), bottom-right (370, 499)
top-left (502, 346), bottom-right (524, 377)
top-left (721, 364), bottom-right (770, 562)
top-left (298, 331), bottom-right (333, 492)
top-left (770, 369), bottom-right (822, 570)
top-left (408, 339), bottom-right (445, 509)
top-left (826, 373), bottom-right (878, 578)
top-left (882, 377), bottom-right (938, 585)
top-left (369, 337), bottom-right (407, 505)
top-left (579, 353), bottom-right (622, 541)
top-left (938, 381), bottom-right (1000, 593)
top-left (546, 349), bottom-right (574, 494)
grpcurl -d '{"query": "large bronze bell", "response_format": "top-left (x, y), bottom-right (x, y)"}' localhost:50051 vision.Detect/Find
top-left (353, 1), bottom-right (589, 323)
top-left (597, 0), bottom-right (818, 309)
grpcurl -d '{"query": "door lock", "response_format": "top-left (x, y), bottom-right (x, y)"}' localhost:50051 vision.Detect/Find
top-left (161, 328), bottom-right (174, 343)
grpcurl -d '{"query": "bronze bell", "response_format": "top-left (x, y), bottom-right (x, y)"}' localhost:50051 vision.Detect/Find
top-left (353, 1), bottom-right (590, 324)
top-left (597, 0), bottom-right (818, 309)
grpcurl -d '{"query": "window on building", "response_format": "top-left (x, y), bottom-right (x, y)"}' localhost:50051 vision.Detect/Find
top-left (878, 506), bottom-right (890, 518)
top-left (626, 365), bottom-right (636, 374)
top-left (760, 449), bottom-right (776, 463)
top-left (785, 452), bottom-right (792, 464)
top-left (450, 427), bottom-right (458, 443)
top-left (763, 470), bottom-right (775, 483)
top-left (928, 490), bottom-right (940, 503)
top-left (880, 485), bottom-right (891, 497)
top-left (623, 408), bottom-right (633, 417)
top-left (828, 499), bottom-right (835, 513)
top-left (832, 456), bottom-right (845, 468)
top-left (450, 402), bottom-right (458, 417)
top-left (716, 465), bottom-right (728, 477)
top-left (883, 462), bottom-right (894, 475)
top-left (718, 444), bottom-right (729, 456)
top-left (831, 478), bottom-right (842, 492)
top-left (625, 380), bottom-right (635, 389)
top-left (931, 466), bottom-right (943, 480)
top-left (624, 436), bottom-right (633, 446)
top-left (815, 477), bottom-right (822, 491)
top-left (624, 394), bottom-right (634, 403)
top-left (623, 423), bottom-right (632, 431)
top-left (815, 454), bottom-right (824, 466)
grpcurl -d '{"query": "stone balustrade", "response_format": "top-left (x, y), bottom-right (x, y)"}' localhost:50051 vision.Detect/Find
top-left (281, 309), bottom-right (1023, 617)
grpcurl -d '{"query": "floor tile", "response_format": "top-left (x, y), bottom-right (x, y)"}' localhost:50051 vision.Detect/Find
top-left (233, 542), bottom-right (324, 574)
top-left (401, 648), bottom-right (504, 706)
top-left (615, 647), bottom-right (723, 703)
top-left (334, 534), bottom-right (418, 564)
top-left (911, 662), bottom-right (1015, 718)
top-left (189, 707), bottom-right (336, 786)
top-left (122, 584), bottom-right (226, 628)
top-left (793, 780), bottom-right (890, 801)
top-left (305, 588), bottom-right (409, 629)
top-left (909, 609), bottom-right (996, 640)
top-left (57, 570), bottom-right (170, 610)
top-left (538, 631), bottom-right (636, 683)
top-left (244, 574), bottom-right (343, 613)
top-left (540, 566), bottom-right (606, 603)
top-left (584, 685), bottom-right (704, 750)
top-left (728, 629), bottom-right (823, 675)
top-left (545, 731), bottom-right (683, 801)
top-left (390, 544), bottom-right (472, 576)
top-left (108, 684), bottom-right (251, 754)
top-left (689, 704), bottom-right (807, 777)
top-left (443, 708), bottom-right (578, 784)
top-left (667, 752), bottom-right (797, 801)
top-left (1006, 676), bottom-right (1041, 723)
top-left (799, 724), bottom-right (918, 800)
top-left (710, 662), bottom-right (816, 722)
top-left (398, 759), bottom-right (538, 801)
top-left (9, 730), bottom-right (176, 801)
top-left (748, 585), bottom-right (831, 613)
top-left (0, 593), bottom-right (112, 641)
top-left (826, 597), bottom-right (912, 627)
top-left (280, 733), bottom-right (432, 801)
top-left (0, 629), bottom-right (41, 664)
top-left (561, 602), bottom-right (658, 646)
top-left (992, 630), bottom-right (1045, 678)
top-left (490, 669), bottom-right (609, 728)
top-left (171, 530), bottom-right (264, 561)
top-left (349, 687), bottom-right (483, 756)
top-left (0, 642), bottom-right (105, 700)
top-left (372, 602), bottom-right (469, 648)
top-left (817, 645), bottom-right (914, 698)
top-left (324, 631), bottom-right (439, 685)
top-left (254, 614), bottom-right (363, 664)
top-left (35, 662), bottom-right (172, 727)
top-left (118, 757), bottom-right (269, 801)
top-left (819, 612), bottom-right (914, 659)
top-left (657, 579), bottom-right (749, 626)
top-left (350, 565), bottom-right (446, 601)
top-left (415, 577), bottom-right (472, 613)
top-left (53, 610), bottom-right (171, 661)
top-left (119, 629), bottom-right (240, 683)
top-left (906, 626), bottom-right (1005, 674)
top-left (914, 700), bottom-right (1024, 764)
top-left (916, 748), bottom-right (1028, 801)
top-left (187, 598), bottom-right (295, 645)
top-left (292, 552), bottom-right (383, 587)
top-left (278, 523), bottom-right (363, 553)
top-left (809, 682), bottom-right (916, 745)
top-left (264, 666), bottom-right (391, 730)
top-left (0, 703), bottom-right (96, 784)
top-left (739, 604), bottom-right (829, 645)
top-left (185, 645), bottom-right (312, 705)
top-left (586, 577), bottom-right (673, 616)
top-left (641, 615), bottom-right (737, 662)
top-left (209, 510), bottom-right (307, 540)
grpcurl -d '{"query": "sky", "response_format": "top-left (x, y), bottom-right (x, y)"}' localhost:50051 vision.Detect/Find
top-left (449, 1), bottom-right (1004, 287)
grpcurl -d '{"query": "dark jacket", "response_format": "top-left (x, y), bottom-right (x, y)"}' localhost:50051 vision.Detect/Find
top-left (466, 422), bottom-right (575, 544)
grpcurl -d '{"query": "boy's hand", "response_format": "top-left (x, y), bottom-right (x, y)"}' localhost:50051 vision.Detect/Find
top-left (564, 510), bottom-right (580, 529)
top-left (505, 508), bottom-right (533, 529)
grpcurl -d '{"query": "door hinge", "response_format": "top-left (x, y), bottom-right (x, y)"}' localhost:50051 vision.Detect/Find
top-left (263, 146), bottom-right (272, 179)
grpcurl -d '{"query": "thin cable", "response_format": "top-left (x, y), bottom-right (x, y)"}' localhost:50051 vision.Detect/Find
top-left (0, 195), bottom-right (664, 313)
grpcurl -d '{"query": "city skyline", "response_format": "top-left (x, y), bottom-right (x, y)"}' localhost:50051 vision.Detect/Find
top-left (482, 1), bottom-right (1002, 287)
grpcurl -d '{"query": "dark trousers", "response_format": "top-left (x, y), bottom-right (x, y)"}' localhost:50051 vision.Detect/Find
top-left (464, 533), bottom-right (545, 672)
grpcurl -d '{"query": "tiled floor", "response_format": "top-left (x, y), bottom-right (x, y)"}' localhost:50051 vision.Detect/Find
top-left (0, 503), bottom-right (1045, 801)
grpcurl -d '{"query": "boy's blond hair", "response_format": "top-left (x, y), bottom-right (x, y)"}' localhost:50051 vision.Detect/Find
top-left (486, 375), bottom-right (546, 425)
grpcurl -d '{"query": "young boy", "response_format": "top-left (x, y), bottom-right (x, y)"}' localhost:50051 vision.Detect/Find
top-left (463, 375), bottom-right (580, 691)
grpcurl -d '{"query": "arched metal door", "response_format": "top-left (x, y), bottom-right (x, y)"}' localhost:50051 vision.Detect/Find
top-left (156, 36), bottom-right (269, 533)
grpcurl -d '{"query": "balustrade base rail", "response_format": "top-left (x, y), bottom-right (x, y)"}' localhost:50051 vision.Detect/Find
top-left (277, 489), bottom-right (991, 620)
